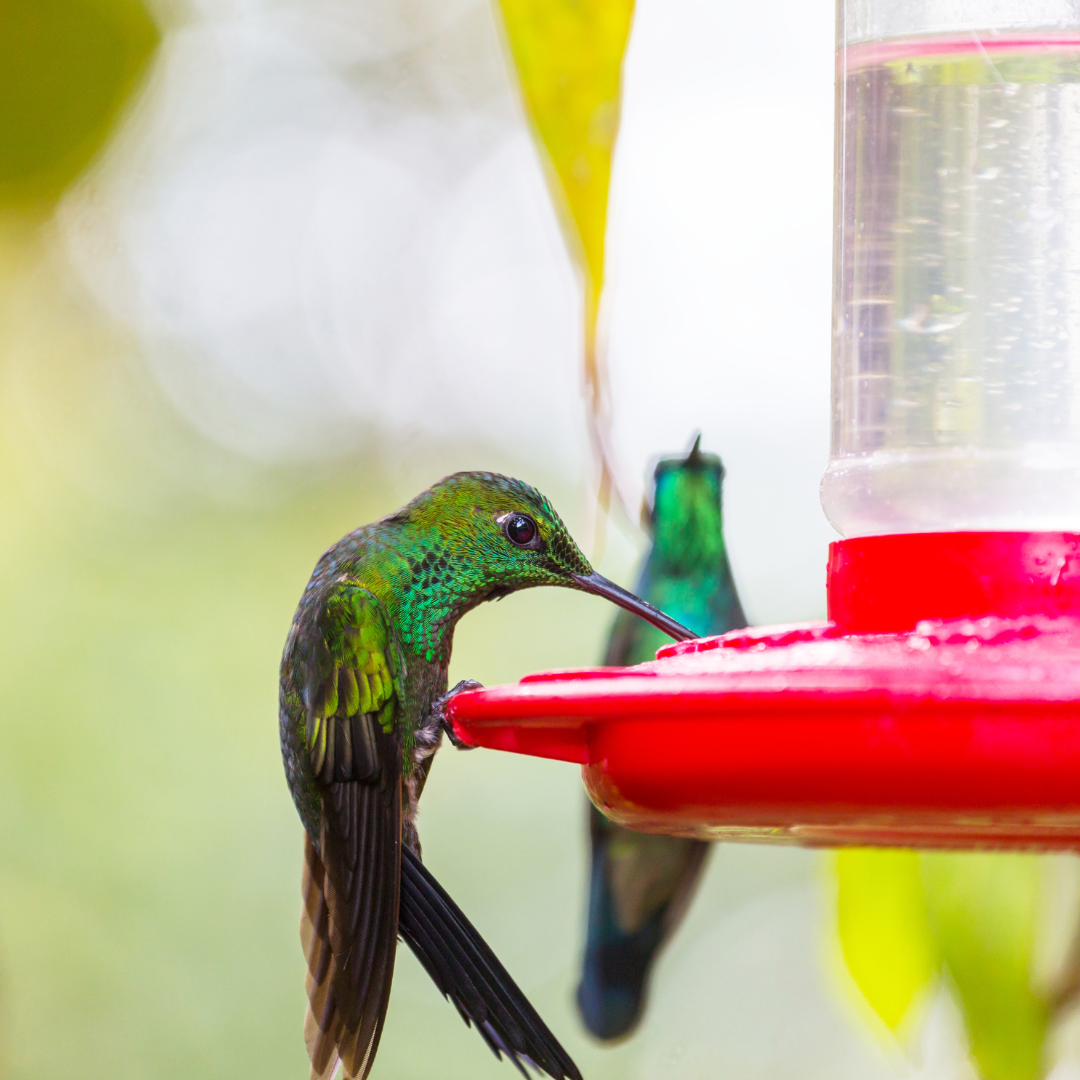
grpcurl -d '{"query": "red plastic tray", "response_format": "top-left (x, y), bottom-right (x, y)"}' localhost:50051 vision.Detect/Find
top-left (447, 533), bottom-right (1080, 850)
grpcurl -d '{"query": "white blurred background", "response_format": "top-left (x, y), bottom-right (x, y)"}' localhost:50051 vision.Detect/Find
top-left (58, 0), bottom-right (837, 621)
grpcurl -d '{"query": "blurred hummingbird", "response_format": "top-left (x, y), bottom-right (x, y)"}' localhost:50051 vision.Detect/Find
top-left (279, 471), bottom-right (693, 1080)
top-left (577, 436), bottom-right (747, 1040)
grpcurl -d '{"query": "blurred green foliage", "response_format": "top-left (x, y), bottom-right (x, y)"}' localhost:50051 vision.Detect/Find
top-left (837, 850), bottom-right (1051, 1080)
top-left (0, 0), bottom-right (158, 205)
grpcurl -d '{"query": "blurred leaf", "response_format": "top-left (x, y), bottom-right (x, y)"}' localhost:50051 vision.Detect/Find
top-left (835, 848), bottom-right (939, 1032)
top-left (921, 853), bottom-right (1049, 1080)
top-left (493, 0), bottom-right (636, 521)
top-left (494, 0), bottom-right (633, 311)
top-left (0, 0), bottom-right (159, 206)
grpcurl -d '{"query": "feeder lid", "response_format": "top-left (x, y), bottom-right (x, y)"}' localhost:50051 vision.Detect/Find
top-left (447, 532), bottom-right (1080, 851)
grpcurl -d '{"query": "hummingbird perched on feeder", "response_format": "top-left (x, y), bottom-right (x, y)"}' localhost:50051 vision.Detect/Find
top-left (279, 471), bottom-right (694, 1080)
top-left (577, 436), bottom-right (747, 1040)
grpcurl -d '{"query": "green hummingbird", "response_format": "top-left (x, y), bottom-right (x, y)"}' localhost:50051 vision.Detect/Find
top-left (577, 437), bottom-right (747, 1040)
top-left (279, 471), bottom-right (693, 1080)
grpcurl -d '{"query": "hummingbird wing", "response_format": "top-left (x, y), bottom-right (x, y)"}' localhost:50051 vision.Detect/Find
top-left (300, 584), bottom-right (403, 1080)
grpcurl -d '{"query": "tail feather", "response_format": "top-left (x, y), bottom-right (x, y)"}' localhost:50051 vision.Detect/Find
top-left (577, 809), bottom-right (711, 1040)
top-left (301, 782), bottom-right (400, 1080)
top-left (398, 847), bottom-right (583, 1080)
top-left (301, 840), bottom-right (343, 1078)
top-left (301, 814), bottom-right (580, 1079)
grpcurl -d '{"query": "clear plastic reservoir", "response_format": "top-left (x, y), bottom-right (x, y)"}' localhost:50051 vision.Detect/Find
top-left (822, 0), bottom-right (1080, 536)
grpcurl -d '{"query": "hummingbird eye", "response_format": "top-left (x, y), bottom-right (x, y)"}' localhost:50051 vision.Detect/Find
top-left (504, 514), bottom-right (537, 548)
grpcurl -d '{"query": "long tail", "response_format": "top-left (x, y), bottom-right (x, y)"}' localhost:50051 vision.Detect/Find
top-left (301, 787), bottom-right (400, 1080)
top-left (577, 808), bottom-right (710, 1040)
top-left (398, 846), bottom-right (583, 1080)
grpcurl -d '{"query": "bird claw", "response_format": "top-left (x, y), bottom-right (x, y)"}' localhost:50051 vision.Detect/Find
top-left (435, 679), bottom-right (483, 750)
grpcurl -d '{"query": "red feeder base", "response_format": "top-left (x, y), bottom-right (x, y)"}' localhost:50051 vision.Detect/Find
top-left (447, 532), bottom-right (1080, 850)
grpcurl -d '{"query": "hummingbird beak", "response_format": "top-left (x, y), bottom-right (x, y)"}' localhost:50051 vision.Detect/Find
top-left (572, 572), bottom-right (696, 642)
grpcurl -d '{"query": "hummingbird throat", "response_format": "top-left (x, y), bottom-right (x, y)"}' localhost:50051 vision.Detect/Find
top-left (393, 543), bottom-right (503, 665)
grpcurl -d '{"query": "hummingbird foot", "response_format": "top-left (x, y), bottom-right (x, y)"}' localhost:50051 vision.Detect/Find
top-left (434, 679), bottom-right (483, 751)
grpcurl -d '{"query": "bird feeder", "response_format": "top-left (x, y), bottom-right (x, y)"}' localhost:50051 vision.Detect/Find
top-left (447, 0), bottom-right (1080, 850)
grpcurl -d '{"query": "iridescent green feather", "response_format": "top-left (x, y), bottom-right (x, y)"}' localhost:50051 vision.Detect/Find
top-left (308, 585), bottom-right (400, 772)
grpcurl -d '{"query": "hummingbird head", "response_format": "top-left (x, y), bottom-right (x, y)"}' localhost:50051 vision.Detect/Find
top-left (644, 434), bottom-right (729, 573)
top-left (386, 472), bottom-right (693, 658)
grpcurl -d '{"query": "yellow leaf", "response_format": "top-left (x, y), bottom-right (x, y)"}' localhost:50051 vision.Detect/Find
top-left (494, 0), bottom-right (634, 314)
top-left (835, 849), bottom-right (940, 1033)
top-left (494, 0), bottom-right (636, 523)
top-left (921, 853), bottom-right (1049, 1080)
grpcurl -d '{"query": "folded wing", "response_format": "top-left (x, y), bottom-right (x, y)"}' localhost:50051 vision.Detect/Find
top-left (300, 584), bottom-right (403, 1080)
